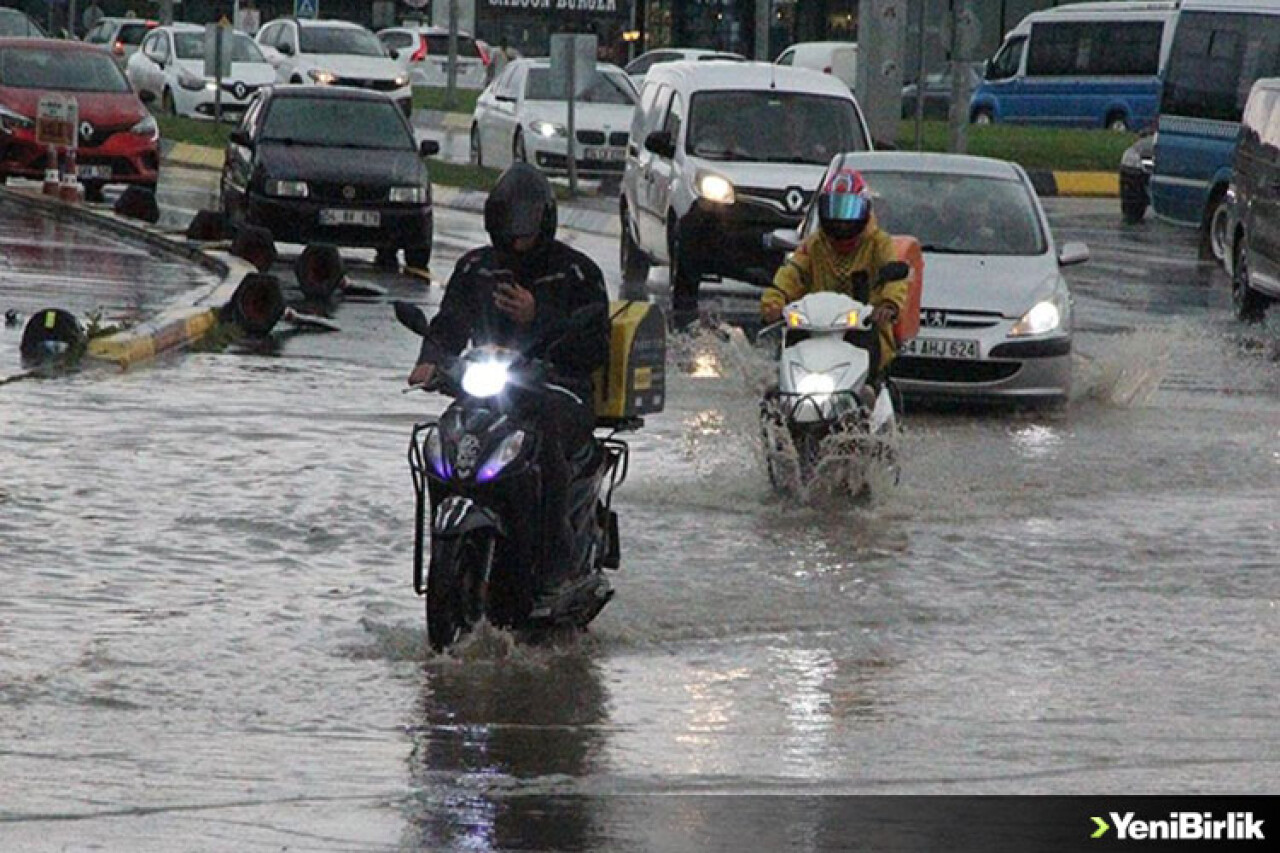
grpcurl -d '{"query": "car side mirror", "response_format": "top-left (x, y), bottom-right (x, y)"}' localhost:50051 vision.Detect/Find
top-left (644, 130), bottom-right (675, 158)
top-left (388, 48), bottom-right (399, 61)
top-left (1057, 241), bottom-right (1090, 267)
top-left (137, 89), bottom-right (156, 105)
top-left (419, 138), bottom-right (440, 157)
top-left (229, 128), bottom-right (253, 148)
top-left (763, 228), bottom-right (800, 253)
top-left (877, 260), bottom-right (911, 284)
top-left (278, 42), bottom-right (294, 57)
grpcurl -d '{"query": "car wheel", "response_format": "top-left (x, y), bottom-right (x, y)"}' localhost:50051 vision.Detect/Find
top-left (162, 88), bottom-right (177, 117)
top-left (404, 242), bottom-right (432, 270)
top-left (470, 125), bottom-right (483, 167)
top-left (971, 108), bottom-right (993, 125)
top-left (1198, 188), bottom-right (1228, 263)
top-left (667, 217), bottom-right (699, 324)
top-left (513, 129), bottom-right (527, 164)
top-left (1232, 237), bottom-right (1269, 323)
top-left (1208, 196), bottom-right (1231, 265)
top-left (1106, 112), bottom-right (1128, 132)
top-left (619, 201), bottom-right (650, 292)
top-left (1121, 194), bottom-right (1147, 224)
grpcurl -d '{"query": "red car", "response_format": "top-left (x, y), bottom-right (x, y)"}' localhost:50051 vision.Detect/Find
top-left (0, 38), bottom-right (158, 201)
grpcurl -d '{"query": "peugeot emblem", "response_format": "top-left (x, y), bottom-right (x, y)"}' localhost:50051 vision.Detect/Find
top-left (342, 185), bottom-right (356, 200)
top-left (784, 188), bottom-right (805, 213)
top-left (233, 82), bottom-right (247, 100)
top-left (925, 309), bottom-right (948, 328)
top-left (78, 121), bottom-right (93, 141)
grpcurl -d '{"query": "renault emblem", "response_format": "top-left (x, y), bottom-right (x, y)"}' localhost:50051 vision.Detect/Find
top-left (79, 121), bottom-right (93, 142)
top-left (784, 188), bottom-right (805, 213)
top-left (342, 185), bottom-right (356, 200)
top-left (233, 82), bottom-right (247, 100)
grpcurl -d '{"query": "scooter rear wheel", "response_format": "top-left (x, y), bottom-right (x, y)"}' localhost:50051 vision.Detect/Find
top-left (426, 530), bottom-right (494, 652)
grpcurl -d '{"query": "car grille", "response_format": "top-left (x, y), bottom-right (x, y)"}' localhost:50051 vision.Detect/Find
top-left (308, 182), bottom-right (388, 203)
top-left (576, 130), bottom-right (605, 145)
top-left (737, 185), bottom-right (813, 217)
top-left (891, 357), bottom-right (1020, 384)
top-left (334, 77), bottom-right (400, 92)
top-left (219, 81), bottom-right (264, 100)
top-left (610, 131), bottom-right (628, 146)
top-left (918, 309), bottom-right (1003, 330)
top-left (78, 121), bottom-right (134, 148)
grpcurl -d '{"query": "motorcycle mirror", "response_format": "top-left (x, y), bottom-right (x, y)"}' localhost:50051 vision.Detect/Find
top-left (877, 261), bottom-right (910, 285)
top-left (393, 300), bottom-right (431, 336)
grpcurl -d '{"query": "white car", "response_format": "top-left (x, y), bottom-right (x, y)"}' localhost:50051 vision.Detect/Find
top-left (127, 25), bottom-right (276, 119)
top-left (624, 47), bottom-right (745, 86)
top-left (377, 25), bottom-right (488, 90)
top-left (255, 18), bottom-right (411, 115)
top-left (775, 41), bottom-right (858, 91)
top-left (471, 58), bottom-right (637, 176)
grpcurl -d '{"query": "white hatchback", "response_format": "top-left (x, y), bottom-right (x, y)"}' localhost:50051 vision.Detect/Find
top-left (126, 25), bottom-right (276, 120)
top-left (471, 58), bottom-right (637, 176)
top-left (255, 18), bottom-right (411, 115)
top-left (377, 26), bottom-right (489, 90)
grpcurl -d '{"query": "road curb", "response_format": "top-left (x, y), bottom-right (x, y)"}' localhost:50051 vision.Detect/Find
top-left (0, 185), bottom-right (256, 370)
top-left (1028, 170), bottom-right (1119, 198)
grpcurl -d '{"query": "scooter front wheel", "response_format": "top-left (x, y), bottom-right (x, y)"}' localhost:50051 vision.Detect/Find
top-left (426, 530), bottom-right (495, 652)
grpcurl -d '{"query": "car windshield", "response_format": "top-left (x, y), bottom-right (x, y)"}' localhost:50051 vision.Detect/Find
top-left (0, 47), bottom-right (130, 93)
top-left (687, 91), bottom-right (865, 164)
top-left (854, 171), bottom-right (1047, 256)
top-left (300, 26), bottom-right (386, 58)
top-left (525, 68), bottom-right (636, 104)
top-left (261, 97), bottom-right (412, 149)
top-left (117, 23), bottom-right (154, 46)
top-left (0, 9), bottom-right (46, 37)
top-left (173, 33), bottom-right (266, 63)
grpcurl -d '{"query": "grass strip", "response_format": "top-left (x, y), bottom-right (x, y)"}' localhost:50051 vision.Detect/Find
top-left (895, 120), bottom-right (1135, 172)
top-left (412, 87), bottom-right (481, 115)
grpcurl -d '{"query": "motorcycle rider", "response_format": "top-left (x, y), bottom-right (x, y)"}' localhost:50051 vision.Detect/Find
top-left (761, 166), bottom-right (909, 383)
top-left (407, 164), bottom-right (610, 605)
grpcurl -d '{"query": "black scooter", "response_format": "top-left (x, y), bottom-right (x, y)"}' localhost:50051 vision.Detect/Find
top-left (395, 302), bottom-right (635, 652)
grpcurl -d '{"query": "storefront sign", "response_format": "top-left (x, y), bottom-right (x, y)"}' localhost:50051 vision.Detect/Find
top-left (483, 0), bottom-right (620, 12)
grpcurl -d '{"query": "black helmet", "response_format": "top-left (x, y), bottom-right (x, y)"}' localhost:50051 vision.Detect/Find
top-left (484, 163), bottom-right (557, 255)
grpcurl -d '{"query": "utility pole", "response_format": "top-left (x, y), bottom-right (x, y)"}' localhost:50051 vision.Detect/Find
top-left (947, 0), bottom-right (968, 154)
top-left (754, 0), bottom-right (770, 60)
top-left (913, 0), bottom-right (927, 151)
top-left (446, 0), bottom-right (458, 109)
top-left (160, 0), bottom-right (175, 26)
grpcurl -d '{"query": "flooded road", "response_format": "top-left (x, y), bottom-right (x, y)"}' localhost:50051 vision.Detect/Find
top-left (1, 194), bottom-right (1278, 850)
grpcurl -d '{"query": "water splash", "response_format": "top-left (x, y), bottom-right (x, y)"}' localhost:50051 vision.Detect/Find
top-left (1076, 327), bottom-right (1173, 407)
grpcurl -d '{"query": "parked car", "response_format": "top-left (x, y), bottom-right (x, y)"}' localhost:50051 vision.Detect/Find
top-left (254, 18), bottom-right (410, 115)
top-left (471, 57), bottom-right (637, 174)
top-left (621, 61), bottom-right (870, 317)
top-left (1119, 133), bottom-right (1154, 224)
top-left (624, 48), bottom-right (745, 85)
top-left (126, 25), bottom-right (276, 120)
top-left (900, 64), bottom-right (983, 119)
top-left (776, 152), bottom-right (1088, 403)
top-left (219, 86), bottom-right (437, 267)
top-left (0, 7), bottom-right (47, 38)
top-left (1224, 77), bottom-right (1280, 322)
top-left (0, 37), bottom-right (158, 201)
top-left (83, 16), bottom-right (158, 68)
top-left (377, 25), bottom-right (488, 89)
top-left (774, 41), bottom-right (857, 91)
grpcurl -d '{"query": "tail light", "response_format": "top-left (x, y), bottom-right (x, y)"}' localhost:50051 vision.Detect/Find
top-left (113, 41), bottom-right (124, 56)
top-left (823, 66), bottom-right (832, 74)
top-left (410, 35), bottom-right (427, 63)
top-left (478, 43), bottom-right (491, 66)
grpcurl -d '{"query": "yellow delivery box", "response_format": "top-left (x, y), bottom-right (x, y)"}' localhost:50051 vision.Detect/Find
top-left (593, 301), bottom-right (665, 423)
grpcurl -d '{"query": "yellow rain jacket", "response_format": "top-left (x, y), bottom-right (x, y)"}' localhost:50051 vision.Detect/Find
top-left (762, 220), bottom-right (910, 372)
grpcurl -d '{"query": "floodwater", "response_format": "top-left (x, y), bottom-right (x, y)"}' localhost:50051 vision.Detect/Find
top-left (1, 196), bottom-right (1278, 851)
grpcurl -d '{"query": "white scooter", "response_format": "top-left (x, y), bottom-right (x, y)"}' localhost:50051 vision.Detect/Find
top-left (759, 268), bottom-right (907, 498)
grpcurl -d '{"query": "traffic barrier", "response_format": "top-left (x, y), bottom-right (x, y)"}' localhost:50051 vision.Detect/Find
top-left (294, 243), bottom-right (344, 301)
top-left (113, 185), bottom-right (160, 223)
top-left (186, 209), bottom-right (228, 242)
top-left (20, 308), bottom-right (85, 363)
top-left (222, 272), bottom-right (286, 337)
top-left (231, 225), bottom-right (277, 272)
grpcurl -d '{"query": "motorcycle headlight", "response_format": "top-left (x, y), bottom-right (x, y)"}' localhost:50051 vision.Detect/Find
top-left (425, 427), bottom-right (450, 479)
top-left (308, 69), bottom-right (337, 85)
top-left (266, 179), bottom-right (309, 198)
top-left (129, 114), bottom-right (159, 140)
top-left (461, 359), bottom-right (510, 398)
top-left (0, 104), bottom-right (34, 133)
top-left (791, 364), bottom-right (838, 399)
top-left (1010, 297), bottom-right (1064, 336)
top-left (389, 185), bottom-right (427, 203)
top-left (696, 171), bottom-right (735, 204)
top-left (476, 430), bottom-right (526, 483)
top-left (530, 119), bottom-right (566, 138)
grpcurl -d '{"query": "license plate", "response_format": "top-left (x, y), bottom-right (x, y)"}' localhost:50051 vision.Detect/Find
top-left (319, 209), bottom-right (380, 227)
top-left (584, 146), bottom-right (625, 162)
top-left (900, 337), bottom-right (980, 359)
top-left (77, 164), bottom-right (112, 179)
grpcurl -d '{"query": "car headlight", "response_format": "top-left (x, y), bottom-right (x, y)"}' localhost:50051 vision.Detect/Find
top-left (308, 69), bottom-right (337, 85)
top-left (178, 71), bottom-right (212, 92)
top-left (265, 179), bottom-right (309, 198)
top-left (389, 185), bottom-right (427, 203)
top-left (696, 171), bottom-right (735, 204)
top-left (476, 430), bottom-right (526, 483)
top-left (394, 74), bottom-right (410, 88)
top-left (461, 359), bottom-right (510, 398)
top-left (129, 114), bottom-right (159, 140)
top-left (1010, 297), bottom-right (1065, 336)
top-left (0, 104), bottom-right (34, 133)
top-left (530, 120), bottom-right (566, 138)
top-left (1121, 145), bottom-right (1141, 169)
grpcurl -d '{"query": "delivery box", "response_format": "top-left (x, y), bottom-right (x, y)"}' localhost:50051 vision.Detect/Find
top-left (593, 301), bottom-right (665, 424)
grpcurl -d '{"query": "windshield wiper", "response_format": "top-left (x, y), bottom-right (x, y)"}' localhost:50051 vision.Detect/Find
top-left (919, 244), bottom-right (977, 254)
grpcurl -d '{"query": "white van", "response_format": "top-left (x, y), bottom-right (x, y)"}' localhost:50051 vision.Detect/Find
top-left (971, 0), bottom-right (1179, 131)
top-left (620, 61), bottom-right (870, 317)
top-left (775, 41), bottom-right (858, 91)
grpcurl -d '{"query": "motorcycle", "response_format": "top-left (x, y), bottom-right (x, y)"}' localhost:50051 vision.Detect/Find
top-left (395, 301), bottom-right (634, 652)
top-left (758, 262), bottom-right (910, 497)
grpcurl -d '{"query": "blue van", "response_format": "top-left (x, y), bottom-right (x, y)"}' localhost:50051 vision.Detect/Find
top-left (970, 0), bottom-right (1180, 132)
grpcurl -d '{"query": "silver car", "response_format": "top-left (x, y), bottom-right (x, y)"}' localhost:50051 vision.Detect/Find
top-left (787, 152), bottom-right (1089, 403)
